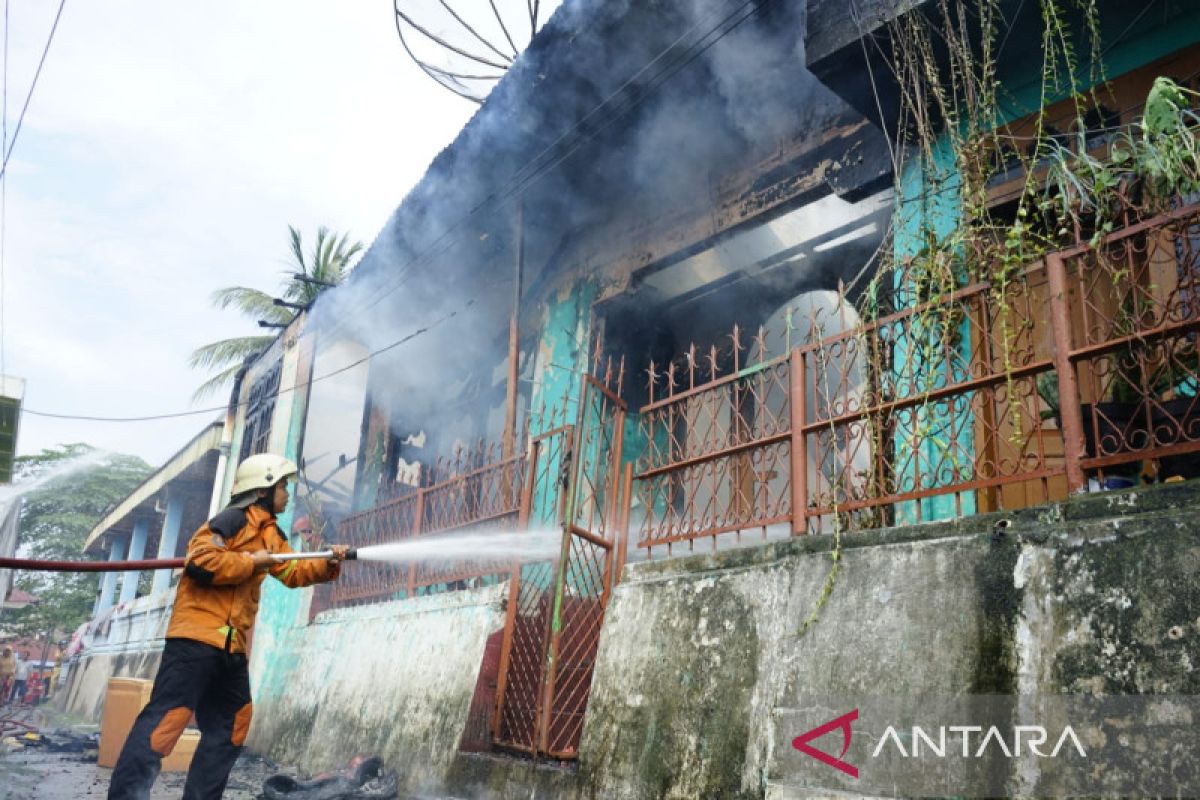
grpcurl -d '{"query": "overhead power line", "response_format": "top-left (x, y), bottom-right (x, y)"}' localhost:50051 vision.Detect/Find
top-left (2, 0), bottom-right (10, 380)
top-left (22, 301), bottom-right (473, 422)
top-left (0, 0), bottom-right (67, 183)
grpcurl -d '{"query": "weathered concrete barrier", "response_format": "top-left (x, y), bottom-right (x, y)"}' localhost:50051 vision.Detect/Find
top-left (247, 583), bottom-right (506, 793)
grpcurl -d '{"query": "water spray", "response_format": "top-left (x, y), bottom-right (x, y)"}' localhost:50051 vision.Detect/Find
top-left (0, 529), bottom-right (562, 573)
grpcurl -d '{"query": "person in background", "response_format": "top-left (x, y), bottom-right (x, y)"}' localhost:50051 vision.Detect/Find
top-left (25, 665), bottom-right (42, 705)
top-left (107, 454), bottom-right (348, 800)
top-left (11, 652), bottom-right (31, 703)
top-left (291, 514), bottom-right (321, 551)
top-left (0, 647), bottom-right (15, 703)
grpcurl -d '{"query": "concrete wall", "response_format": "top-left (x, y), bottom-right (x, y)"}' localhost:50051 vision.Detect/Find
top-left (52, 469), bottom-right (1199, 798)
top-left (246, 584), bottom-right (506, 792)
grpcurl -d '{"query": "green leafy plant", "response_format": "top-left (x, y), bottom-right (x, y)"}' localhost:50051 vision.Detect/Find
top-left (1041, 77), bottom-right (1200, 244)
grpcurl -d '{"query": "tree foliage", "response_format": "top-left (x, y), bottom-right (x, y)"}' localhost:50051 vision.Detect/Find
top-left (3, 444), bottom-right (151, 639)
top-left (189, 225), bottom-right (363, 401)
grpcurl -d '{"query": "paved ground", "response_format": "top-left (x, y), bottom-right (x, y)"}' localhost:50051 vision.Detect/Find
top-left (0, 704), bottom-right (278, 799)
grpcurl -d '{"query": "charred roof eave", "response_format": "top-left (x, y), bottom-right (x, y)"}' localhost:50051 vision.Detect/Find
top-left (805, 0), bottom-right (1198, 135)
top-left (580, 116), bottom-right (893, 306)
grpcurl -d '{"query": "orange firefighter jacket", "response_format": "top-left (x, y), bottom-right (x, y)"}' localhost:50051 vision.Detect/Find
top-left (165, 503), bottom-right (339, 653)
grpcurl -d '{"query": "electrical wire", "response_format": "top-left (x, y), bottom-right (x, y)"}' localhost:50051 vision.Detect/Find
top-left (0, 0), bottom-right (67, 183)
top-left (22, 300), bottom-right (474, 422)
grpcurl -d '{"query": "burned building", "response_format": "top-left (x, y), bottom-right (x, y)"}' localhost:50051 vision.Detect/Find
top-left (60, 0), bottom-right (1200, 796)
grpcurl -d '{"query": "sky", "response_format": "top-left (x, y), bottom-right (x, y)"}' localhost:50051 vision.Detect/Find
top-left (0, 1), bottom-right (522, 467)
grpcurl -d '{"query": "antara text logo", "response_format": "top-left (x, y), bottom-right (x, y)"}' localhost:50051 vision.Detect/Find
top-left (792, 709), bottom-right (1087, 778)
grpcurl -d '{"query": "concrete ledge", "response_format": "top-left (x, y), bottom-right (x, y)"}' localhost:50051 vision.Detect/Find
top-left (623, 480), bottom-right (1200, 583)
top-left (312, 582), bottom-right (507, 625)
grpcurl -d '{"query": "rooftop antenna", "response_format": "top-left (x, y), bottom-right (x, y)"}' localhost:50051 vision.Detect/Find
top-left (394, 0), bottom-right (559, 103)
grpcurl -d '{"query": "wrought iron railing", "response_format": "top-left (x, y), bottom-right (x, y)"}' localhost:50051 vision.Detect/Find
top-left (630, 201), bottom-right (1200, 555)
top-left (328, 443), bottom-right (528, 608)
top-left (634, 328), bottom-right (793, 555)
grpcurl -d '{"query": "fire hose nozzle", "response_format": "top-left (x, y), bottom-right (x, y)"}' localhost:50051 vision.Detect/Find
top-left (268, 548), bottom-right (358, 564)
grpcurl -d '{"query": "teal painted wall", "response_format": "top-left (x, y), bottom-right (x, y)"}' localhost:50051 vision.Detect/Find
top-left (528, 282), bottom-right (596, 528)
top-left (892, 138), bottom-right (977, 524)
top-left (250, 347), bottom-right (312, 706)
top-left (530, 282), bottom-right (596, 430)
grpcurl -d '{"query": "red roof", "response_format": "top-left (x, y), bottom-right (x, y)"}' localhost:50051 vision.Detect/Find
top-left (4, 588), bottom-right (38, 604)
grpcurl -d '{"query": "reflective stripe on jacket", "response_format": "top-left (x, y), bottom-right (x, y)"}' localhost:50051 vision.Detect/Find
top-left (165, 504), bottom-right (339, 653)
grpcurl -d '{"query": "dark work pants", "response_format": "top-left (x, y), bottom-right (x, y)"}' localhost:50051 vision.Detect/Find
top-left (108, 638), bottom-right (253, 800)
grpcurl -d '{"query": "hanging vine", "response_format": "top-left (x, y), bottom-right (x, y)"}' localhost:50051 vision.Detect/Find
top-left (791, 0), bottom-right (1110, 636)
top-left (847, 0), bottom-right (1110, 461)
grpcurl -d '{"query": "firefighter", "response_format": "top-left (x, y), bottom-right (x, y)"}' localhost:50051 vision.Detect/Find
top-left (107, 454), bottom-right (348, 800)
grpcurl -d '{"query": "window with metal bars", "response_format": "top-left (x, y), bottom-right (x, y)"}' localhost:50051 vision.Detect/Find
top-left (240, 361), bottom-right (282, 461)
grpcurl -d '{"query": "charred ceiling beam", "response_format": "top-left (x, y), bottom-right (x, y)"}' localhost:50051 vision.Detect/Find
top-left (583, 115), bottom-right (892, 305)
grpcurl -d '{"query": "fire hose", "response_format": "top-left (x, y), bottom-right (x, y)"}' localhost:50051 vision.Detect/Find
top-left (0, 550), bottom-right (358, 573)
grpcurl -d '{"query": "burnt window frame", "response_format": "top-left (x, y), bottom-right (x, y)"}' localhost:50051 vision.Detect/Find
top-left (240, 360), bottom-right (282, 461)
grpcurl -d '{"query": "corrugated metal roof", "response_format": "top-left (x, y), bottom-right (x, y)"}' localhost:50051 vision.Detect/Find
top-left (83, 422), bottom-right (224, 553)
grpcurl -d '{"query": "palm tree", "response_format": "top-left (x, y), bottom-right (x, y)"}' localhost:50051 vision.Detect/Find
top-left (189, 226), bottom-right (364, 401)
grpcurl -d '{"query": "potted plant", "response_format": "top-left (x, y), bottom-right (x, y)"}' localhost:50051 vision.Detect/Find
top-left (1037, 363), bottom-right (1146, 489)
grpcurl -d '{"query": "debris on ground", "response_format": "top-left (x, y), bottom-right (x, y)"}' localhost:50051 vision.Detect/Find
top-left (0, 707), bottom-right (41, 740)
top-left (2, 729), bottom-right (99, 754)
top-left (263, 755), bottom-right (399, 799)
top-left (0, 705), bottom-right (400, 799)
top-left (0, 704), bottom-right (282, 799)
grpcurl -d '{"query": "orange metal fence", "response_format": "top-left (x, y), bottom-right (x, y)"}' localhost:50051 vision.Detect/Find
top-left (329, 443), bottom-right (528, 607)
top-left (631, 201), bottom-right (1200, 554)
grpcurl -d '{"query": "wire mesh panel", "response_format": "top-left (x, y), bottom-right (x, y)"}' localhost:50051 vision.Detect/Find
top-left (543, 533), bottom-right (612, 757)
top-left (542, 366), bottom-right (624, 757)
top-left (492, 561), bottom-right (554, 752)
top-left (492, 424), bottom-right (573, 753)
top-left (493, 354), bottom-right (624, 759)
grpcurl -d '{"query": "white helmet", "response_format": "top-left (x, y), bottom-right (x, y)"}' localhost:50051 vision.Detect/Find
top-left (231, 453), bottom-right (298, 497)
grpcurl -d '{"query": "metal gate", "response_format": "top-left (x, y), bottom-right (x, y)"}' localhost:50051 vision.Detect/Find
top-left (492, 367), bottom-right (626, 758)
